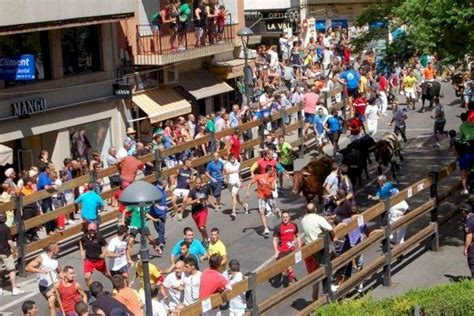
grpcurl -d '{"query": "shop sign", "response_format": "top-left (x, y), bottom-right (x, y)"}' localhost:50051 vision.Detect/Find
top-left (113, 83), bottom-right (133, 99)
top-left (11, 97), bottom-right (47, 117)
top-left (266, 21), bottom-right (291, 32)
top-left (0, 54), bottom-right (35, 81)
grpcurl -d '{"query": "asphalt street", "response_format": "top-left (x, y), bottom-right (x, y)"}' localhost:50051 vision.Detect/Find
top-left (0, 83), bottom-right (470, 315)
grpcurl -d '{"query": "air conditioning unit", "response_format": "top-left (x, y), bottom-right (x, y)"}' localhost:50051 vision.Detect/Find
top-left (161, 65), bottom-right (179, 85)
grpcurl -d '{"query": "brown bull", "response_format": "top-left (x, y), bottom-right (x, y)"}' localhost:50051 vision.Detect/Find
top-left (290, 155), bottom-right (333, 203)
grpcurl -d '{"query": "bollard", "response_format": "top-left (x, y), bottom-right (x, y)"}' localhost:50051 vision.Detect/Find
top-left (382, 199), bottom-right (392, 287)
top-left (429, 171), bottom-right (439, 251)
top-left (14, 196), bottom-right (26, 277)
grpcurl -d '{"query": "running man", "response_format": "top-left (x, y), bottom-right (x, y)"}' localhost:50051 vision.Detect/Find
top-left (276, 136), bottom-right (295, 189)
top-left (205, 153), bottom-right (225, 211)
top-left (273, 210), bottom-right (301, 286)
top-left (186, 177), bottom-right (211, 245)
top-left (247, 165), bottom-right (279, 236)
top-left (171, 159), bottom-right (197, 221)
top-left (403, 69), bottom-right (418, 110)
top-left (224, 153), bottom-right (248, 219)
top-left (48, 266), bottom-right (87, 316)
top-left (79, 222), bottom-right (111, 288)
top-left (106, 225), bottom-right (132, 277)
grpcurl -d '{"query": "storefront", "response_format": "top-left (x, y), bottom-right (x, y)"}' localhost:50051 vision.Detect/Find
top-left (245, 8), bottom-right (300, 44)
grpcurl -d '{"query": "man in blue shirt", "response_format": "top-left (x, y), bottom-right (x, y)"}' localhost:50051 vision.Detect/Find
top-left (313, 107), bottom-right (328, 153)
top-left (170, 227), bottom-right (207, 264)
top-left (338, 64), bottom-right (361, 100)
top-left (36, 165), bottom-right (57, 233)
top-left (205, 153), bottom-right (224, 210)
top-left (75, 183), bottom-right (105, 227)
top-left (325, 108), bottom-right (345, 153)
top-left (368, 175), bottom-right (395, 201)
top-left (150, 179), bottom-right (168, 250)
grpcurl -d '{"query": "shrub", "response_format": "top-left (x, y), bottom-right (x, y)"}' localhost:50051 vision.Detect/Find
top-left (315, 280), bottom-right (474, 316)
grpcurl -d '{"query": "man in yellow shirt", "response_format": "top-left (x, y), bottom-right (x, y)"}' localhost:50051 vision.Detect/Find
top-left (358, 69), bottom-right (368, 98)
top-left (207, 228), bottom-right (227, 272)
top-left (403, 69), bottom-right (418, 110)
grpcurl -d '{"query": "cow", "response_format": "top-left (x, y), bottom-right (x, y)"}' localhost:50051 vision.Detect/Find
top-left (374, 132), bottom-right (404, 179)
top-left (420, 80), bottom-right (441, 111)
top-left (346, 134), bottom-right (376, 164)
top-left (290, 155), bottom-right (333, 203)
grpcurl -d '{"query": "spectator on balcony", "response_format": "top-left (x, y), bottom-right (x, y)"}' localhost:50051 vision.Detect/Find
top-left (194, 1), bottom-right (208, 47)
top-left (216, 5), bottom-right (228, 43)
top-left (177, 0), bottom-right (192, 51)
top-left (206, 0), bottom-right (218, 45)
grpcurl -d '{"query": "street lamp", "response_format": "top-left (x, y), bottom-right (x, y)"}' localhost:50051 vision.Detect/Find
top-left (237, 27), bottom-right (254, 109)
top-left (119, 180), bottom-right (163, 316)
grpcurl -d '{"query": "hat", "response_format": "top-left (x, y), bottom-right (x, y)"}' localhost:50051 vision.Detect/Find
top-left (28, 169), bottom-right (38, 178)
top-left (87, 222), bottom-right (98, 231)
top-left (126, 127), bottom-right (136, 135)
top-left (4, 168), bottom-right (15, 178)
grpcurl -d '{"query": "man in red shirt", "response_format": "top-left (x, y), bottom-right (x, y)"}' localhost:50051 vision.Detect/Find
top-left (273, 210), bottom-right (301, 286)
top-left (247, 165), bottom-right (278, 236)
top-left (347, 112), bottom-right (366, 142)
top-left (353, 94), bottom-right (367, 123)
top-left (199, 255), bottom-right (232, 310)
top-left (378, 73), bottom-right (389, 115)
top-left (227, 130), bottom-right (242, 161)
top-left (119, 155), bottom-right (144, 184)
top-left (49, 266), bottom-right (87, 316)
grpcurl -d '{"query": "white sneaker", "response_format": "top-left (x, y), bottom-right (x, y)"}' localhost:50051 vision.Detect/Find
top-left (12, 287), bottom-right (24, 295)
top-left (331, 284), bottom-right (339, 292)
top-left (357, 283), bottom-right (364, 293)
top-left (263, 227), bottom-right (270, 236)
top-left (244, 203), bottom-right (249, 214)
top-left (461, 189), bottom-right (469, 195)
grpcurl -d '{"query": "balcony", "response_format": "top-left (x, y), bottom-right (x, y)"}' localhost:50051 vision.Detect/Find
top-left (135, 20), bottom-right (235, 66)
top-left (0, 0), bottom-right (135, 34)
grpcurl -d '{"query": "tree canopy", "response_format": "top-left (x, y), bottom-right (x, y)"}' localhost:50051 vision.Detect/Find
top-left (356, 0), bottom-right (474, 63)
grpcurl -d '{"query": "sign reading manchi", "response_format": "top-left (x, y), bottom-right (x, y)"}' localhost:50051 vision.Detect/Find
top-left (0, 54), bottom-right (35, 80)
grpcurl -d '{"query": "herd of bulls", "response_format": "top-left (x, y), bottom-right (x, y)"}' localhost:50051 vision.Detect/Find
top-left (290, 132), bottom-right (404, 203)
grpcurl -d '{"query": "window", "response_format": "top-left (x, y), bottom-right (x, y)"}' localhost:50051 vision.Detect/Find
top-left (61, 25), bottom-right (102, 75)
top-left (0, 31), bottom-right (52, 87)
top-left (69, 119), bottom-right (111, 161)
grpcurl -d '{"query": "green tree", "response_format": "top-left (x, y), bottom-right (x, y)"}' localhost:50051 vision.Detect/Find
top-left (356, 0), bottom-right (474, 62)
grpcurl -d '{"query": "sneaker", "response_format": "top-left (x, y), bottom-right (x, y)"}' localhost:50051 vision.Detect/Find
top-left (273, 208), bottom-right (282, 218)
top-left (177, 213), bottom-right (183, 221)
top-left (244, 203), bottom-right (249, 214)
top-left (331, 284), bottom-right (339, 292)
top-left (433, 142), bottom-right (440, 148)
top-left (357, 283), bottom-right (364, 293)
top-left (461, 189), bottom-right (469, 195)
top-left (230, 212), bottom-right (236, 220)
top-left (263, 227), bottom-right (270, 236)
top-left (12, 287), bottom-right (24, 295)
top-left (68, 219), bottom-right (76, 225)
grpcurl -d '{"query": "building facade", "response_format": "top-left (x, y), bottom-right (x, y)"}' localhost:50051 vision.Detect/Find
top-left (0, 0), bottom-right (135, 173)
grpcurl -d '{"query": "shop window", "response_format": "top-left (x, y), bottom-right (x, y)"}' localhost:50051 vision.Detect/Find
top-left (61, 25), bottom-right (102, 76)
top-left (69, 119), bottom-right (110, 162)
top-left (0, 31), bottom-right (52, 88)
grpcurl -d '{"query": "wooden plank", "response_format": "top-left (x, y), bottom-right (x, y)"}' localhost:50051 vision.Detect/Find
top-left (438, 160), bottom-right (457, 180)
top-left (0, 201), bottom-right (14, 213)
top-left (97, 166), bottom-right (120, 178)
top-left (392, 223), bottom-right (435, 259)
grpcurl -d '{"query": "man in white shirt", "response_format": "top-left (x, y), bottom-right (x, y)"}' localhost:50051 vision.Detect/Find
top-left (106, 225), bottom-right (131, 277)
top-left (223, 259), bottom-right (246, 316)
top-left (301, 203), bottom-right (334, 300)
top-left (183, 257), bottom-right (201, 306)
top-left (365, 97), bottom-right (379, 137)
top-left (163, 260), bottom-right (185, 310)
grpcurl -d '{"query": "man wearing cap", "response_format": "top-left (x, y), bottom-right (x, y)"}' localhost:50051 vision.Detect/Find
top-left (79, 222), bottom-right (110, 287)
top-left (125, 127), bottom-right (137, 156)
top-left (3, 168), bottom-right (18, 192)
top-left (462, 203), bottom-right (474, 277)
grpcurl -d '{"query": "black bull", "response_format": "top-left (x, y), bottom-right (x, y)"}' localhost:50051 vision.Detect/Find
top-left (339, 135), bottom-right (376, 187)
top-left (421, 80), bottom-right (441, 109)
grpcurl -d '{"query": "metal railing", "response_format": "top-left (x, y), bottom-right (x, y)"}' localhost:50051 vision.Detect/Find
top-left (137, 14), bottom-right (234, 55)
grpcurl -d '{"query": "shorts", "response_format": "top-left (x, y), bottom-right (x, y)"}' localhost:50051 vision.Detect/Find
top-left (304, 113), bottom-right (315, 123)
top-left (130, 227), bottom-right (151, 237)
top-left (228, 182), bottom-right (241, 195)
top-left (178, 21), bottom-right (187, 33)
top-left (347, 88), bottom-right (358, 98)
top-left (84, 258), bottom-right (107, 274)
top-left (434, 121), bottom-right (446, 133)
top-left (0, 254), bottom-right (15, 271)
top-left (110, 265), bottom-right (129, 276)
top-left (258, 198), bottom-right (276, 212)
top-left (173, 188), bottom-right (189, 199)
top-left (328, 131), bottom-right (341, 143)
top-left (192, 209), bottom-right (208, 228)
top-left (404, 90), bottom-right (416, 99)
top-left (281, 163), bottom-right (294, 172)
top-left (468, 256), bottom-right (474, 277)
top-left (39, 284), bottom-right (54, 298)
top-left (459, 153), bottom-right (474, 170)
top-left (210, 181), bottom-right (223, 198)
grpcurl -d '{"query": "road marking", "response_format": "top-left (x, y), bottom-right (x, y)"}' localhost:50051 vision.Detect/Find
top-left (0, 291), bottom-right (37, 311)
top-left (253, 256), bottom-right (277, 272)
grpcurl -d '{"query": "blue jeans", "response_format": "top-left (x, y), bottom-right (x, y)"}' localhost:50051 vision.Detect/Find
top-left (153, 217), bottom-right (166, 246)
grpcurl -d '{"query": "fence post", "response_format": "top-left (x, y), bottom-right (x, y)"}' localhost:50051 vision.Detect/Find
top-left (154, 149), bottom-right (162, 181)
top-left (281, 108), bottom-right (286, 136)
top-left (382, 199), bottom-right (392, 287)
top-left (297, 104), bottom-right (304, 158)
top-left (429, 171), bottom-right (439, 251)
top-left (14, 196), bottom-right (26, 277)
top-left (324, 91), bottom-right (329, 110)
top-left (322, 231), bottom-right (334, 300)
top-left (210, 131), bottom-right (217, 153)
top-left (248, 272), bottom-right (259, 315)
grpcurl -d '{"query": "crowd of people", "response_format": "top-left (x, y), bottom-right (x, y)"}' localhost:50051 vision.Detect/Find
top-left (1, 17), bottom-right (473, 316)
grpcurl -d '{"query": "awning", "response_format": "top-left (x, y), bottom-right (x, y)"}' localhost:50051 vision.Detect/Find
top-left (179, 70), bottom-right (234, 100)
top-left (132, 88), bottom-right (192, 123)
top-left (0, 145), bottom-right (13, 167)
top-left (209, 59), bottom-right (256, 80)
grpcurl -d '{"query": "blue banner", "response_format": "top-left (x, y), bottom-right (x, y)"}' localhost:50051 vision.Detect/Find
top-left (369, 21), bottom-right (387, 29)
top-left (315, 20), bottom-right (326, 31)
top-left (0, 54), bottom-right (35, 80)
top-left (331, 19), bottom-right (348, 28)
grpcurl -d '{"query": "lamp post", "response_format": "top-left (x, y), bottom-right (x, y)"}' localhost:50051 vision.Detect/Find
top-left (237, 27), bottom-right (254, 109)
top-left (119, 180), bottom-right (163, 316)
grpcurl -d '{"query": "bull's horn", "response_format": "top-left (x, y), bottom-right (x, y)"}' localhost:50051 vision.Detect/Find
top-left (287, 171), bottom-right (294, 175)
top-left (302, 171), bottom-right (311, 176)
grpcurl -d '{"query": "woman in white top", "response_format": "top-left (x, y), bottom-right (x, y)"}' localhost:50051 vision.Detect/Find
top-left (26, 243), bottom-right (60, 309)
top-left (224, 154), bottom-right (248, 220)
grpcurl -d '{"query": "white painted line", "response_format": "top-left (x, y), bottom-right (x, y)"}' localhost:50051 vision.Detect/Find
top-left (0, 291), bottom-right (37, 311)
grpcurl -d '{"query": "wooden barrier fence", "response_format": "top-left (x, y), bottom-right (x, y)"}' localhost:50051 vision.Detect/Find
top-left (3, 86), bottom-right (347, 275)
top-left (179, 161), bottom-right (458, 315)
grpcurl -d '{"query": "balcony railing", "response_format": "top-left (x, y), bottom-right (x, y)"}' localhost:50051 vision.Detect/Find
top-left (136, 14), bottom-right (234, 56)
